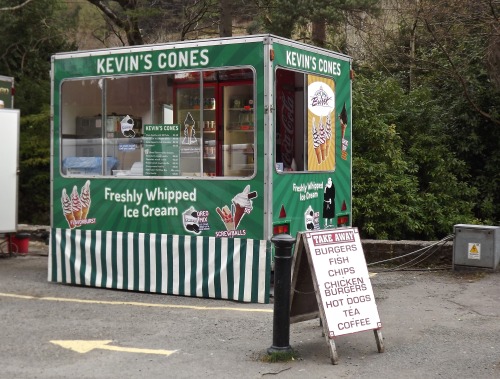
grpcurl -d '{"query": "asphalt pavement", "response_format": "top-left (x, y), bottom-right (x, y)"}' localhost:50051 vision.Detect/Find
top-left (0, 238), bottom-right (499, 378)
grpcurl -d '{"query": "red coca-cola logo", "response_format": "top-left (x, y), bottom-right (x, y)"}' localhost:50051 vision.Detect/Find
top-left (279, 92), bottom-right (295, 167)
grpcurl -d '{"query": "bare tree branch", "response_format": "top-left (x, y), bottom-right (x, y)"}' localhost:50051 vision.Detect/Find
top-left (423, 17), bottom-right (500, 126)
top-left (180, 1), bottom-right (213, 40)
top-left (87, 0), bottom-right (127, 30)
top-left (0, 0), bottom-right (34, 12)
top-left (86, 0), bottom-right (144, 45)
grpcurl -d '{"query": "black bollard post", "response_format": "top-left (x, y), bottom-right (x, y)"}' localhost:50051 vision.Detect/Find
top-left (268, 233), bottom-right (296, 354)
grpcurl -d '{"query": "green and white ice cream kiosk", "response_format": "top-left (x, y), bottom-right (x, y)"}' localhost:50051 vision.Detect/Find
top-left (50, 35), bottom-right (352, 304)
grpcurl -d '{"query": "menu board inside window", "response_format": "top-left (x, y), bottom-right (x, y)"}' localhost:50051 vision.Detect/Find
top-left (143, 124), bottom-right (181, 176)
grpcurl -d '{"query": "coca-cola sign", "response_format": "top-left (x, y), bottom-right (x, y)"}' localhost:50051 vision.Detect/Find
top-left (277, 70), bottom-right (295, 168)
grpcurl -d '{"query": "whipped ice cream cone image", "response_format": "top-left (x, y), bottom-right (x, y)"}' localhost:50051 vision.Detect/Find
top-left (216, 205), bottom-right (235, 230)
top-left (318, 119), bottom-right (327, 161)
top-left (232, 185), bottom-right (257, 229)
top-left (233, 204), bottom-right (245, 229)
top-left (80, 180), bottom-right (91, 219)
top-left (312, 120), bottom-right (322, 164)
top-left (71, 185), bottom-right (83, 225)
top-left (61, 188), bottom-right (75, 229)
top-left (339, 103), bottom-right (348, 140)
top-left (325, 114), bottom-right (333, 157)
top-left (183, 112), bottom-right (197, 145)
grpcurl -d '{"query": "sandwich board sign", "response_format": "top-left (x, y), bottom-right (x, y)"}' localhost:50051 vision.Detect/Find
top-left (290, 228), bottom-right (384, 364)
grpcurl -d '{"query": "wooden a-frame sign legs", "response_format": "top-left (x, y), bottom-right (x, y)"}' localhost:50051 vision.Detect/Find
top-left (290, 230), bottom-right (384, 365)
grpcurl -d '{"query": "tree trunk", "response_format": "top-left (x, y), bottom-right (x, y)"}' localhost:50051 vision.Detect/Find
top-left (220, 0), bottom-right (232, 37)
top-left (312, 20), bottom-right (326, 48)
top-left (87, 0), bottom-right (144, 46)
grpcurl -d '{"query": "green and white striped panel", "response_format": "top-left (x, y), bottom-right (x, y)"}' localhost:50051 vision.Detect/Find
top-left (48, 228), bottom-right (271, 304)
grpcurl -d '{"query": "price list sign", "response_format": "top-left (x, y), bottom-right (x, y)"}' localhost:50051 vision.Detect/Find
top-left (304, 228), bottom-right (381, 337)
top-left (143, 124), bottom-right (180, 176)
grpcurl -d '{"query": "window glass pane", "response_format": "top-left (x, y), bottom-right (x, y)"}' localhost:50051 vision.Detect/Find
top-left (221, 75), bottom-right (254, 177)
top-left (174, 68), bottom-right (255, 177)
top-left (152, 74), bottom-right (174, 124)
top-left (275, 69), bottom-right (306, 172)
top-left (60, 68), bottom-right (255, 179)
top-left (175, 72), bottom-right (203, 176)
top-left (275, 68), bottom-right (336, 173)
top-left (61, 79), bottom-right (104, 176)
top-left (200, 82), bottom-right (217, 177)
top-left (105, 76), bottom-right (150, 176)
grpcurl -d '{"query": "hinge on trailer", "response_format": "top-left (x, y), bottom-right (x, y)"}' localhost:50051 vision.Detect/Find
top-left (265, 105), bottom-right (274, 114)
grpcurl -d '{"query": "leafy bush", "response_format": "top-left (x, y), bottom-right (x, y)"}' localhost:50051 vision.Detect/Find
top-left (18, 108), bottom-right (50, 225)
top-left (352, 74), bottom-right (477, 239)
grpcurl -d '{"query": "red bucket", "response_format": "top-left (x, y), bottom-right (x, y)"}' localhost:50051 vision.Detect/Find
top-left (11, 233), bottom-right (30, 254)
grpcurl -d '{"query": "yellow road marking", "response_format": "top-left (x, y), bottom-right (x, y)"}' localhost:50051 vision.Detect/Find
top-left (51, 340), bottom-right (177, 356)
top-left (0, 292), bottom-right (272, 313)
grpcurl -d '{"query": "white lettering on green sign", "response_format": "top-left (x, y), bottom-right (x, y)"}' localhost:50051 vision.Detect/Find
top-left (292, 181), bottom-right (323, 201)
top-left (144, 124), bottom-right (180, 132)
top-left (96, 49), bottom-right (210, 74)
top-left (104, 186), bottom-right (197, 220)
top-left (104, 186), bottom-right (197, 205)
top-left (285, 51), bottom-right (341, 76)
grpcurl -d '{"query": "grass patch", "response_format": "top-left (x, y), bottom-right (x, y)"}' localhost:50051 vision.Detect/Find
top-left (261, 350), bottom-right (300, 363)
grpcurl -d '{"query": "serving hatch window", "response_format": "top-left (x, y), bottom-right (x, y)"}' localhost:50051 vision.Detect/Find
top-left (275, 68), bottom-right (337, 173)
top-left (59, 68), bottom-right (255, 178)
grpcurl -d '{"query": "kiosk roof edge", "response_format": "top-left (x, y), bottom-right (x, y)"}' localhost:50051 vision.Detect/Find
top-left (52, 34), bottom-right (352, 63)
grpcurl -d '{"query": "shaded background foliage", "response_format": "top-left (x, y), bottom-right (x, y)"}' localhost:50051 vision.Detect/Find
top-left (1, 0), bottom-right (498, 239)
top-left (0, 0), bottom-right (76, 224)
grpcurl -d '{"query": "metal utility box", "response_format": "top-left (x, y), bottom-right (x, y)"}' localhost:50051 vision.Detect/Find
top-left (453, 224), bottom-right (500, 270)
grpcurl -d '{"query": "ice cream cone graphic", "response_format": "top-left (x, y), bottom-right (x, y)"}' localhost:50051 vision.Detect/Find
top-left (216, 205), bottom-right (235, 230)
top-left (61, 188), bottom-right (75, 229)
top-left (318, 118), bottom-right (327, 161)
top-left (315, 148), bottom-right (322, 163)
top-left (233, 204), bottom-right (246, 229)
top-left (71, 185), bottom-right (83, 225)
top-left (312, 120), bottom-right (322, 164)
top-left (339, 103), bottom-right (348, 140)
top-left (80, 180), bottom-right (91, 219)
top-left (183, 112), bottom-right (197, 145)
top-left (232, 185), bottom-right (257, 228)
top-left (188, 124), bottom-right (194, 138)
top-left (325, 114), bottom-right (333, 157)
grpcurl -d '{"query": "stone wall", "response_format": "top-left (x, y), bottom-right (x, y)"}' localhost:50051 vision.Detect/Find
top-left (17, 224), bottom-right (456, 268)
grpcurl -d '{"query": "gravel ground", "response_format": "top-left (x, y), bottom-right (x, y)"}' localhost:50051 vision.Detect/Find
top-left (1, 227), bottom-right (499, 378)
